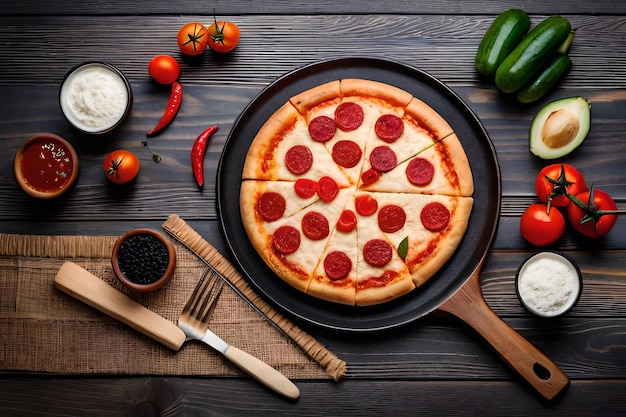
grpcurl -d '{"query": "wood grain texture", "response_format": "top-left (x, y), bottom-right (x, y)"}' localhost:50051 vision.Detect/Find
top-left (2, 1), bottom-right (626, 15)
top-left (1, 2), bottom-right (626, 415)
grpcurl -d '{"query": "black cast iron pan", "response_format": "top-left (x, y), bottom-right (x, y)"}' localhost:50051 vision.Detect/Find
top-left (217, 57), bottom-right (569, 400)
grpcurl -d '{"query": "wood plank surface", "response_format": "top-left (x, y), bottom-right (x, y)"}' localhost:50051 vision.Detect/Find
top-left (1, 2), bottom-right (626, 416)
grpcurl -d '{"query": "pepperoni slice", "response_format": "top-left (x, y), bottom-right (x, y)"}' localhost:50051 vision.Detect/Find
top-left (375, 114), bottom-right (404, 143)
top-left (332, 140), bottom-right (362, 168)
top-left (256, 192), bottom-right (286, 222)
top-left (323, 251), bottom-right (352, 280)
top-left (317, 176), bottom-right (339, 202)
top-left (421, 202), bottom-right (451, 232)
top-left (336, 209), bottom-right (357, 233)
top-left (406, 157), bottom-right (435, 186)
top-left (272, 225), bottom-right (301, 254)
top-left (294, 178), bottom-right (317, 199)
top-left (301, 211), bottom-right (330, 241)
top-left (360, 168), bottom-right (381, 186)
top-left (378, 205), bottom-right (406, 233)
top-left (355, 194), bottom-right (378, 216)
top-left (285, 145), bottom-right (313, 175)
top-left (308, 115), bottom-right (336, 143)
top-left (363, 239), bottom-right (393, 267)
top-left (369, 146), bottom-right (397, 173)
top-left (334, 102), bottom-right (364, 131)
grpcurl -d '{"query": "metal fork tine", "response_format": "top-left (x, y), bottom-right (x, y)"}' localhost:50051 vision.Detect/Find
top-left (181, 267), bottom-right (224, 330)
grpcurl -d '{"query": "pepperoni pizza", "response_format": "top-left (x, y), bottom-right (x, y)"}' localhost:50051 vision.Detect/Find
top-left (240, 79), bottom-right (474, 306)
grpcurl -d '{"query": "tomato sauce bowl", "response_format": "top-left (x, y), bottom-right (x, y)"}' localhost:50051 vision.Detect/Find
top-left (59, 62), bottom-right (132, 134)
top-left (14, 133), bottom-right (80, 199)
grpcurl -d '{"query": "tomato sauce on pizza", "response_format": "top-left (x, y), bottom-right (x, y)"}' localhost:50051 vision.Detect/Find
top-left (240, 79), bottom-right (474, 306)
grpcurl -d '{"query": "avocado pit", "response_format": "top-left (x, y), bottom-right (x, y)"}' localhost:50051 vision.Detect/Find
top-left (541, 108), bottom-right (580, 149)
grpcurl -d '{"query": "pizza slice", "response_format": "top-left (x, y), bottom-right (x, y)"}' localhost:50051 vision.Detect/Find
top-left (241, 182), bottom-right (354, 292)
top-left (371, 192), bottom-right (474, 287)
top-left (359, 110), bottom-right (438, 186)
top-left (242, 102), bottom-right (351, 187)
top-left (307, 199), bottom-right (358, 305)
top-left (360, 133), bottom-right (474, 197)
top-left (353, 191), bottom-right (416, 306)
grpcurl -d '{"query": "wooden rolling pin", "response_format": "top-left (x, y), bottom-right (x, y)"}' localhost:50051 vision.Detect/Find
top-left (54, 261), bottom-right (186, 351)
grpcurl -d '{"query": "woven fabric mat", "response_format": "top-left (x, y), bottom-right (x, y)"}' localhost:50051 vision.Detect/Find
top-left (0, 231), bottom-right (342, 380)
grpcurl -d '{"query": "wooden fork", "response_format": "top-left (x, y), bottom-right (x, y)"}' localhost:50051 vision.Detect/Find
top-left (177, 267), bottom-right (300, 400)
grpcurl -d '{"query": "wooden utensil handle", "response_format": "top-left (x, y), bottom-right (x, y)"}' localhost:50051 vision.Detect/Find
top-left (54, 261), bottom-right (186, 351)
top-left (223, 346), bottom-right (300, 400)
top-left (437, 265), bottom-right (570, 401)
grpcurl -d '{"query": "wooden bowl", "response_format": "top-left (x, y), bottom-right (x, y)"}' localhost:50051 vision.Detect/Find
top-left (13, 133), bottom-right (80, 199)
top-left (111, 228), bottom-right (176, 292)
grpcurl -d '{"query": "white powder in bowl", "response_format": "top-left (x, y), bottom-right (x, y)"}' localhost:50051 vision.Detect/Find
top-left (517, 252), bottom-right (581, 317)
top-left (60, 63), bottom-right (129, 133)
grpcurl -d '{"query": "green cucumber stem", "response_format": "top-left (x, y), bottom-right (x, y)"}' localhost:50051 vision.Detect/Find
top-left (558, 29), bottom-right (577, 55)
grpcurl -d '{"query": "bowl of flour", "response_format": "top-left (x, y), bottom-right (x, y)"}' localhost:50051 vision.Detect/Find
top-left (59, 62), bottom-right (132, 134)
top-left (516, 251), bottom-right (582, 318)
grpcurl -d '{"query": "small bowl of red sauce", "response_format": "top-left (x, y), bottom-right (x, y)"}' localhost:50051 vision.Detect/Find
top-left (14, 133), bottom-right (80, 199)
top-left (111, 228), bottom-right (177, 292)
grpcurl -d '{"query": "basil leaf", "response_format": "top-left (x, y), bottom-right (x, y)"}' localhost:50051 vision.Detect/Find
top-left (398, 236), bottom-right (409, 261)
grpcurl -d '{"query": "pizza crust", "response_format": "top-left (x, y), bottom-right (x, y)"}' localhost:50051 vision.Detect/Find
top-left (290, 80), bottom-right (341, 116)
top-left (405, 97), bottom-right (455, 140)
top-left (340, 78), bottom-right (414, 109)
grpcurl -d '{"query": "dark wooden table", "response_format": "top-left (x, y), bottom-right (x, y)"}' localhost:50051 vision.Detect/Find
top-left (2, 1), bottom-right (626, 415)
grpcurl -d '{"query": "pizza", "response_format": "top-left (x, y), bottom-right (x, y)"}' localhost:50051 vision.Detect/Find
top-left (239, 78), bottom-right (474, 306)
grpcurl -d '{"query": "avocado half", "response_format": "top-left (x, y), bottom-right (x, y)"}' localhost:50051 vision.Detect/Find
top-left (529, 96), bottom-right (591, 159)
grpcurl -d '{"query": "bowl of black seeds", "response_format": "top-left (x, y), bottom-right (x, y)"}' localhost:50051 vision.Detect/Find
top-left (111, 228), bottom-right (176, 292)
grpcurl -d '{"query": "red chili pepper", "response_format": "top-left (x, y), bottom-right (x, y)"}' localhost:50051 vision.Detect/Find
top-left (191, 125), bottom-right (219, 188)
top-left (147, 81), bottom-right (183, 137)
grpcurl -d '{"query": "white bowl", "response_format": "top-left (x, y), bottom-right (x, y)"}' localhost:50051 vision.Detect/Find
top-left (59, 62), bottom-right (132, 134)
top-left (516, 251), bottom-right (582, 318)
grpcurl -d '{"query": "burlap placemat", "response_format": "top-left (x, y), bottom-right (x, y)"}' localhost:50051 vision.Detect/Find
top-left (0, 223), bottom-right (346, 380)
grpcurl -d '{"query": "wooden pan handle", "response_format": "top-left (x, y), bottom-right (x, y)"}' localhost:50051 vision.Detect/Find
top-left (437, 264), bottom-right (570, 401)
top-left (54, 261), bottom-right (186, 351)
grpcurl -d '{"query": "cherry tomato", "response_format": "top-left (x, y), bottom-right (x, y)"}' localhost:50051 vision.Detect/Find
top-left (148, 55), bottom-right (181, 85)
top-left (177, 22), bottom-right (209, 56)
top-left (567, 188), bottom-right (618, 238)
top-left (103, 150), bottom-right (140, 184)
top-left (207, 20), bottom-right (240, 53)
top-left (520, 203), bottom-right (566, 247)
top-left (535, 163), bottom-right (587, 208)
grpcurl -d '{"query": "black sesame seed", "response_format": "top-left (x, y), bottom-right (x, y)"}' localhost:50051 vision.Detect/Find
top-left (118, 233), bottom-right (169, 285)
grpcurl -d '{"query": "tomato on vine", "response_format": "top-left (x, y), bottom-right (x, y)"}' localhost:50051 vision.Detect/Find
top-left (177, 22), bottom-right (209, 56)
top-left (207, 18), bottom-right (240, 53)
top-left (535, 163), bottom-right (587, 208)
top-left (103, 150), bottom-right (140, 184)
top-left (520, 203), bottom-right (566, 247)
top-left (567, 186), bottom-right (619, 238)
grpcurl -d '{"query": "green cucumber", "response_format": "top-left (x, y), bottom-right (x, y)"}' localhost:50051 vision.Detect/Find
top-left (475, 9), bottom-right (530, 76)
top-left (495, 16), bottom-right (572, 93)
top-left (516, 54), bottom-right (572, 103)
